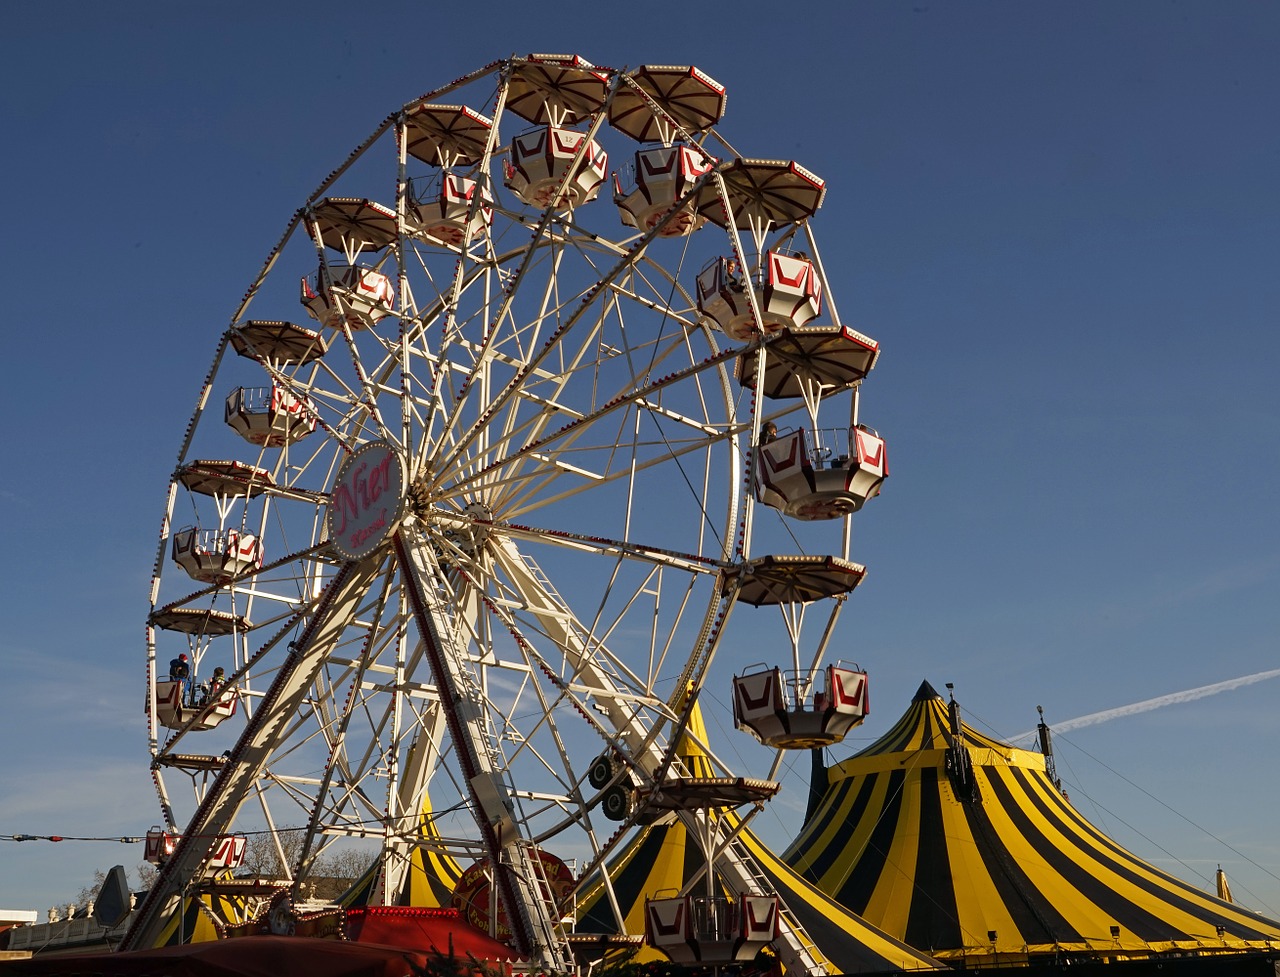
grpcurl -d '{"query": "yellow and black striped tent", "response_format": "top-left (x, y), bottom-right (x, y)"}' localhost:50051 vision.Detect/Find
top-left (575, 702), bottom-right (946, 973)
top-left (340, 792), bottom-right (464, 909)
top-left (145, 884), bottom-right (258, 945)
top-left (785, 680), bottom-right (1280, 965)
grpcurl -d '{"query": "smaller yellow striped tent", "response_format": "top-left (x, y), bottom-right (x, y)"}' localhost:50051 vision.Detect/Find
top-left (341, 792), bottom-right (463, 909)
top-left (150, 890), bottom-right (249, 945)
top-left (575, 702), bottom-right (946, 973)
top-left (785, 680), bottom-right (1280, 965)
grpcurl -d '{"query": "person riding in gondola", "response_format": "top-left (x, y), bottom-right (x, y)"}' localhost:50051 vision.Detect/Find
top-left (168, 654), bottom-right (192, 705)
top-left (204, 666), bottom-right (226, 705)
top-left (725, 257), bottom-right (745, 290)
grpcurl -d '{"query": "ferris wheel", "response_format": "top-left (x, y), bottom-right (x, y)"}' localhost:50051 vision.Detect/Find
top-left (128, 56), bottom-right (887, 974)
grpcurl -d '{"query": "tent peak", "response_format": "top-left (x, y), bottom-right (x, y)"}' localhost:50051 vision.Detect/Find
top-left (913, 679), bottom-right (943, 702)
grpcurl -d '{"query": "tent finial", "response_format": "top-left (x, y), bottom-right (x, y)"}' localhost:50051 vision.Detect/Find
top-left (1037, 705), bottom-right (1063, 793)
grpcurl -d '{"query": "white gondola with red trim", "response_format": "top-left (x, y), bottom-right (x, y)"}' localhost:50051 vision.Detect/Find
top-left (412, 174), bottom-right (493, 247)
top-left (300, 264), bottom-right (395, 331)
top-left (144, 827), bottom-right (246, 872)
top-left (645, 894), bottom-right (779, 965)
top-left (504, 126), bottom-right (607, 209)
top-left (696, 251), bottom-right (822, 340)
top-left (403, 102), bottom-right (496, 247)
top-left (756, 425), bottom-right (887, 520)
top-left (225, 384), bottom-right (316, 447)
top-left (144, 827), bottom-right (176, 865)
top-left (171, 526), bottom-right (263, 584)
top-left (732, 663), bottom-right (868, 749)
top-left (149, 679), bottom-right (238, 732)
top-left (206, 834), bottom-right (248, 871)
top-left (614, 144), bottom-right (713, 237)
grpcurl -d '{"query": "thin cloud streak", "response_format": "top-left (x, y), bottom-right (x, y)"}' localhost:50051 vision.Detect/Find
top-left (1011, 668), bottom-right (1280, 744)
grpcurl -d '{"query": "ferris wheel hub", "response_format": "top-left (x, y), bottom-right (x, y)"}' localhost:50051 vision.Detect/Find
top-left (462, 501), bottom-right (495, 550)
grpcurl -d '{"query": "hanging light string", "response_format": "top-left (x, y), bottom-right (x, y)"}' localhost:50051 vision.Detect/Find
top-left (5, 814), bottom-right (418, 846)
top-left (6, 834), bottom-right (144, 844)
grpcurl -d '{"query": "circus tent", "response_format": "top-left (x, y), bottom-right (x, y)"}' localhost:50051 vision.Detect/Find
top-left (784, 680), bottom-right (1280, 966)
top-left (574, 701), bottom-right (946, 973)
top-left (339, 799), bottom-right (463, 910)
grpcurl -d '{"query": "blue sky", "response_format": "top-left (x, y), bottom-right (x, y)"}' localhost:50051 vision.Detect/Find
top-left (2, 0), bottom-right (1279, 922)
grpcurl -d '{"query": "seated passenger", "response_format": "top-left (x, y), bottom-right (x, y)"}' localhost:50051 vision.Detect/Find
top-left (199, 667), bottom-right (226, 706)
top-left (725, 258), bottom-right (745, 290)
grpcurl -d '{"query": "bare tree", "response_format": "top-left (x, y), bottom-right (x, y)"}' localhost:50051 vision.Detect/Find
top-left (314, 846), bottom-right (374, 891)
top-left (237, 829), bottom-right (304, 879)
top-left (65, 864), bottom-right (155, 909)
top-left (136, 861), bottom-right (159, 890)
top-left (235, 829), bottom-right (374, 901)
top-left (73, 869), bottom-right (108, 909)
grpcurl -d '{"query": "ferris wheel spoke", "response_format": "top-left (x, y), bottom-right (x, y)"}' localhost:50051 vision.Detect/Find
top-left (438, 246), bottom-right (676, 480)
top-left (468, 572), bottom-right (648, 748)
top-left (442, 236), bottom-right (573, 446)
top-left (440, 359), bottom-right (742, 515)
top-left (483, 538), bottom-right (686, 732)
top-left (496, 434), bottom-right (732, 527)
top-left (493, 520), bottom-right (720, 578)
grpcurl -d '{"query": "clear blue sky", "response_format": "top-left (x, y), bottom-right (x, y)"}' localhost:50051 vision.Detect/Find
top-left (3, 0), bottom-right (1279, 920)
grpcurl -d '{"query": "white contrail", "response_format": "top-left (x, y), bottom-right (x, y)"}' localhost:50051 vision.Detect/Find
top-left (1011, 668), bottom-right (1280, 744)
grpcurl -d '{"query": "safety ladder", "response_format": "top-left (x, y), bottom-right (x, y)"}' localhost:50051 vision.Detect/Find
top-left (403, 539), bottom-right (573, 972)
top-left (724, 834), bottom-right (827, 977)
